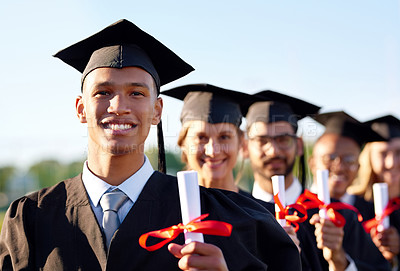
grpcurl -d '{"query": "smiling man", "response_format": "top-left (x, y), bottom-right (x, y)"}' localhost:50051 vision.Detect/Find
top-left (245, 96), bottom-right (390, 271)
top-left (0, 20), bottom-right (300, 271)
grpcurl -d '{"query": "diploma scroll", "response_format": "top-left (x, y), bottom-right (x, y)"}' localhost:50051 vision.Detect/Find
top-left (272, 175), bottom-right (286, 227)
top-left (317, 169), bottom-right (330, 219)
top-left (373, 183), bottom-right (390, 232)
top-left (177, 170), bottom-right (204, 244)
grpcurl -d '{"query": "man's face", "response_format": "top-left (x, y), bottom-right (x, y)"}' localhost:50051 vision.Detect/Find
top-left (310, 134), bottom-right (360, 199)
top-left (76, 67), bottom-right (162, 156)
top-left (246, 121), bottom-right (300, 182)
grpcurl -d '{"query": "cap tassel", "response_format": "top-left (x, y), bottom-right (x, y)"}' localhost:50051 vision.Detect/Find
top-left (299, 153), bottom-right (306, 191)
top-left (157, 121), bottom-right (166, 173)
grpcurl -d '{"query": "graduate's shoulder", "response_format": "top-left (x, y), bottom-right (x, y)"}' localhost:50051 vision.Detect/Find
top-left (8, 174), bottom-right (84, 210)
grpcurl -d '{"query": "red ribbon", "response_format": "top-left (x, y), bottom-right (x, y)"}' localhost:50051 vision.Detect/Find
top-left (363, 197), bottom-right (400, 233)
top-left (296, 190), bottom-right (363, 227)
top-left (139, 213), bottom-right (232, 251)
top-left (273, 193), bottom-right (308, 232)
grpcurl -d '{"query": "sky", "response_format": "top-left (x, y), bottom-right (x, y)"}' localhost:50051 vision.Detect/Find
top-left (1, 1), bottom-right (399, 169)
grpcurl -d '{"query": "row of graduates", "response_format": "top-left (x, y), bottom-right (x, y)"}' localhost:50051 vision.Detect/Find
top-left (162, 82), bottom-right (400, 271)
top-left (0, 18), bottom-right (398, 270)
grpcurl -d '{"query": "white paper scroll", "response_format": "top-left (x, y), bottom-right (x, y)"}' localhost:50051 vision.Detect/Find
top-left (373, 183), bottom-right (390, 232)
top-left (272, 175), bottom-right (286, 227)
top-left (177, 170), bottom-right (204, 244)
top-left (317, 169), bottom-right (330, 219)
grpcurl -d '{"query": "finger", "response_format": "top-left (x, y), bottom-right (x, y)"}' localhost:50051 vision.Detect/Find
top-left (180, 242), bottom-right (223, 257)
top-left (168, 243), bottom-right (184, 259)
top-left (309, 213), bottom-right (321, 225)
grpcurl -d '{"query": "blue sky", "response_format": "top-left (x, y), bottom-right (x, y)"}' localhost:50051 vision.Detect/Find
top-left (1, 1), bottom-right (399, 168)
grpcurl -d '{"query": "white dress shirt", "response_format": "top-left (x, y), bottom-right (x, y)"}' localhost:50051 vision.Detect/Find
top-left (254, 178), bottom-right (357, 271)
top-left (252, 177), bottom-right (303, 205)
top-left (82, 155), bottom-right (154, 227)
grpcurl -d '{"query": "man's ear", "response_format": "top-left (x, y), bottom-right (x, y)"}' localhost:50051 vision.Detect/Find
top-left (152, 97), bottom-right (163, 125)
top-left (76, 96), bottom-right (87, 123)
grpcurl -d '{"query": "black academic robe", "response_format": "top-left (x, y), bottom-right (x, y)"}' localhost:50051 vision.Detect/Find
top-left (353, 195), bottom-right (400, 271)
top-left (302, 203), bottom-right (391, 271)
top-left (0, 172), bottom-right (301, 271)
top-left (239, 189), bottom-right (324, 271)
top-left (352, 195), bottom-right (375, 222)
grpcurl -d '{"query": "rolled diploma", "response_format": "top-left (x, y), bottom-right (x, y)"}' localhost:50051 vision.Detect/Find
top-left (272, 175), bottom-right (286, 227)
top-left (317, 169), bottom-right (330, 219)
top-left (373, 183), bottom-right (390, 232)
top-left (177, 170), bottom-right (204, 244)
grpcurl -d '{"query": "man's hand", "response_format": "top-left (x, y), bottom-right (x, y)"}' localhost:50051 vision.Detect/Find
top-left (310, 213), bottom-right (349, 271)
top-left (168, 242), bottom-right (228, 271)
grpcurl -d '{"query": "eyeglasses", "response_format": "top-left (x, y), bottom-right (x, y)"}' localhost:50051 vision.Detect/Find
top-left (249, 133), bottom-right (297, 150)
top-left (321, 153), bottom-right (358, 170)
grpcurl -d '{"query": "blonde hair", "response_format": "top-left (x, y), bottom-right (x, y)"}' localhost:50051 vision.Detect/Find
top-left (348, 143), bottom-right (378, 201)
top-left (177, 121), bottom-right (245, 183)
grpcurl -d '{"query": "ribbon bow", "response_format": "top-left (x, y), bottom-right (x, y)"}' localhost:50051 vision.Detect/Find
top-left (273, 193), bottom-right (308, 232)
top-left (139, 213), bottom-right (232, 251)
top-left (296, 190), bottom-right (363, 227)
top-left (363, 197), bottom-right (400, 233)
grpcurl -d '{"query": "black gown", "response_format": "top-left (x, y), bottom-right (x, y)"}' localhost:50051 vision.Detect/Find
top-left (302, 199), bottom-right (391, 271)
top-left (353, 195), bottom-right (400, 271)
top-left (239, 189), bottom-right (324, 271)
top-left (0, 172), bottom-right (301, 271)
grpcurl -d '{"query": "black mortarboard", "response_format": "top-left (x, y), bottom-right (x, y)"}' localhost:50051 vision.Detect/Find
top-left (53, 19), bottom-right (194, 92)
top-left (315, 111), bottom-right (386, 147)
top-left (364, 115), bottom-right (400, 140)
top-left (161, 83), bottom-right (256, 127)
top-left (54, 19), bottom-right (194, 174)
top-left (246, 90), bottom-right (321, 132)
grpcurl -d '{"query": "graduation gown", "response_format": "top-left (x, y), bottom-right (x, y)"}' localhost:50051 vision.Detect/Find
top-left (302, 204), bottom-right (391, 271)
top-left (353, 195), bottom-right (400, 271)
top-left (0, 172), bottom-right (301, 271)
top-left (239, 189), bottom-right (324, 271)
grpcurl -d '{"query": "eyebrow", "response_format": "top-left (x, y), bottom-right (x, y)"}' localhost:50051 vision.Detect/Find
top-left (93, 81), bottom-right (151, 89)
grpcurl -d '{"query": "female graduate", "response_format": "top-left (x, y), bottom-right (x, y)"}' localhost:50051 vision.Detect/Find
top-left (349, 115), bottom-right (400, 268)
top-left (162, 83), bottom-right (318, 270)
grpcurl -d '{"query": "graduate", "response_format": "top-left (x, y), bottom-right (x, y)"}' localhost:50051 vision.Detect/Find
top-left (162, 83), bottom-right (306, 269)
top-left (307, 111), bottom-right (391, 270)
top-left (349, 115), bottom-right (400, 268)
top-left (0, 20), bottom-right (300, 271)
top-left (244, 96), bottom-right (390, 270)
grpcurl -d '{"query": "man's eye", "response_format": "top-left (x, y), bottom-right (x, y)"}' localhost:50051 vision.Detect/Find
top-left (131, 91), bottom-right (144, 96)
top-left (220, 135), bottom-right (231, 140)
top-left (95, 90), bottom-right (110, 96)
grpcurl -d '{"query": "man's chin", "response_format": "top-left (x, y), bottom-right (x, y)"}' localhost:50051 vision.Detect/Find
top-left (107, 143), bottom-right (144, 156)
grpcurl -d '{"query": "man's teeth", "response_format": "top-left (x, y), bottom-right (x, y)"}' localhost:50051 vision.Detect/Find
top-left (106, 123), bottom-right (132, 130)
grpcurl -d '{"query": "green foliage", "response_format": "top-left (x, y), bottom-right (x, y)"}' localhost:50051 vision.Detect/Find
top-left (145, 147), bottom-right (186, 175)
top-left (28, 159), bottom-right (85, 189)
top-left (0, 167), bottom-right (16, 192)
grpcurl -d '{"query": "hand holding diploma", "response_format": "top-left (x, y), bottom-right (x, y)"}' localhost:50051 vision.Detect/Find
top-left (369, 183), bottom-right (400, 262)
top-left (310, 169), bottom-right (349, 270)
top-left (174, 171), bottom-right (227, 271)
top-left (139, 171), bottom-right (232, 270)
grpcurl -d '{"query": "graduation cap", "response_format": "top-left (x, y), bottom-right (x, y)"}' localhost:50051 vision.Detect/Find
top-left (364, 115), bottom-right (400, 140)
top-left (246, 90), bottom-right (321, 132)
top-left (161, 83), bottom-right (256, 127)
top-left (53, 19), bottom-right (194, 174)
top-left (53, 19), bottom-right (194, 92)
top-left (245, 90), bottom-right (320, 189)
top-left (315, 111), bottom-right (386, 147)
